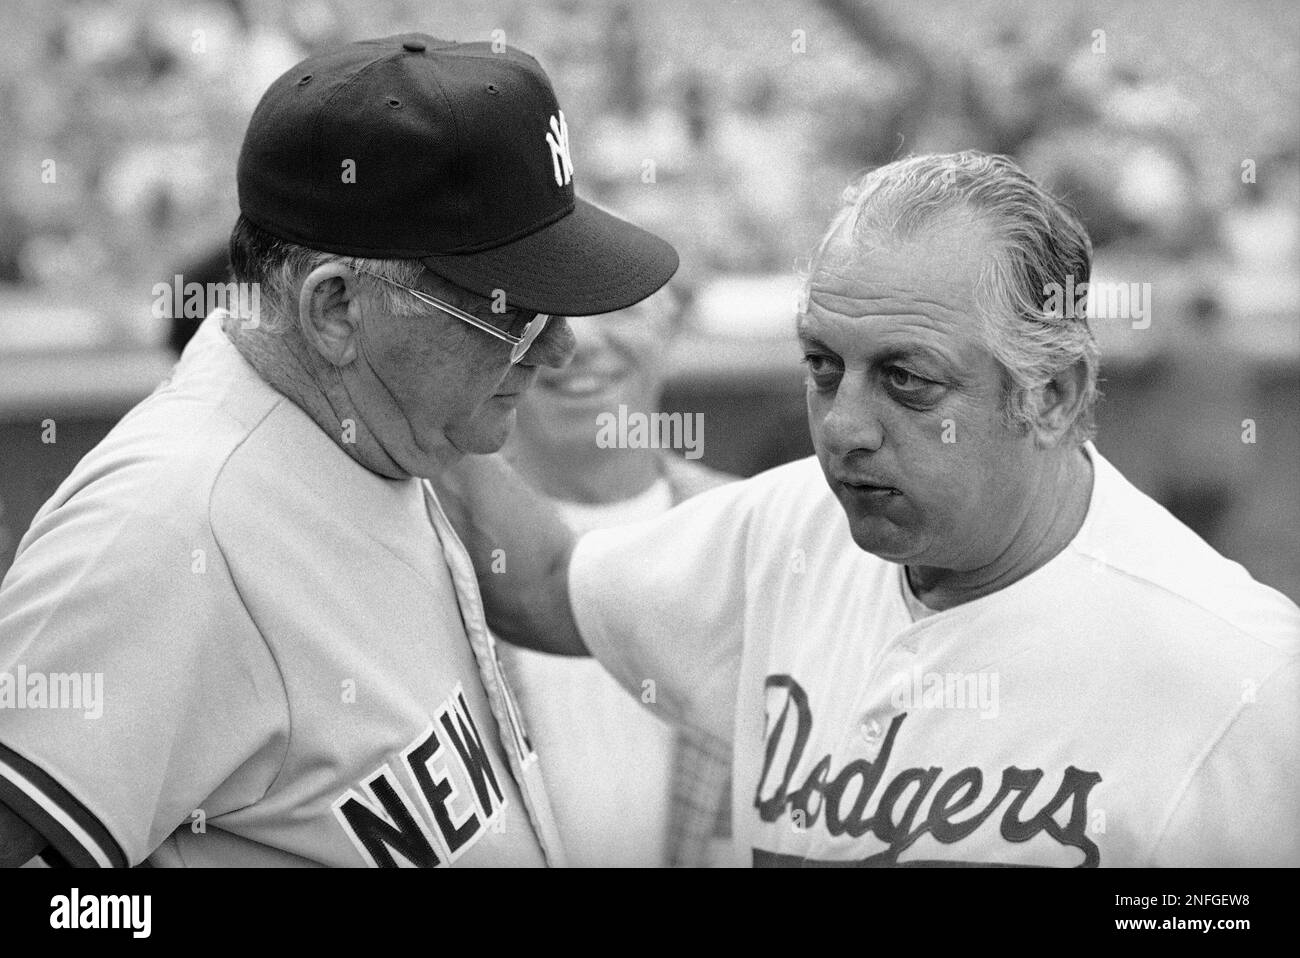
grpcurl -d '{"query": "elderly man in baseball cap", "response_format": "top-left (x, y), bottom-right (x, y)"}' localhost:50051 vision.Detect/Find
top-left (0, 34), bottom-right (675, 868)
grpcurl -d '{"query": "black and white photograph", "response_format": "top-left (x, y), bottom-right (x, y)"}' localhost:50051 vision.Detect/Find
top-left (0, 0), bottom-right (1295, 936)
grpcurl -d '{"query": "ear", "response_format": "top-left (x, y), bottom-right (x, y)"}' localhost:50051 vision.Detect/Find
top-left (299, 263), bottom-right (362, 366)
top-left (1031, 359), bottom-right (1089, 448)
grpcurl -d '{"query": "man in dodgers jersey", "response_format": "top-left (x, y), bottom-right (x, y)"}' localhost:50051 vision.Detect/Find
top-left (439, 152), bottom-right (1300, 867)
top-left (0, 35), bottom-right (679, 867)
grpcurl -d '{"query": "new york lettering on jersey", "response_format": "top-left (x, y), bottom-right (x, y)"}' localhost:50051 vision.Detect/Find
top-left (334, 683), bottom-right (510, 867)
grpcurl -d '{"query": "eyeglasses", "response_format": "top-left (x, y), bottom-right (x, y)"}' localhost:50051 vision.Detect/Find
top-left (352, 267), bottom-right (551, 365)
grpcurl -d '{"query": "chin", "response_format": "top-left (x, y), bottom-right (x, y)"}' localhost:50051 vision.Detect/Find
top-left (846, 517), bottom-right (923, 563)
top-left (447, 409), bottom-right (517, 456)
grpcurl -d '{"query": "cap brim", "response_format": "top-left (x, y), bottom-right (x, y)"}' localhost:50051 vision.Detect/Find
top-left (420, 198), bottom-right (679, 316)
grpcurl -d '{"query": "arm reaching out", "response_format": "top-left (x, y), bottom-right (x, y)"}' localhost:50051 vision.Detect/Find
top-left (430, 454), bottom-right (589, 656)
top-left (437, 450), bottom-right (765, 744)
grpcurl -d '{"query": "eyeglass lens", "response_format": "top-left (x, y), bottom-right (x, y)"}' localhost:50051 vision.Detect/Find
top-left (510, 315), bottom-right (550, 364)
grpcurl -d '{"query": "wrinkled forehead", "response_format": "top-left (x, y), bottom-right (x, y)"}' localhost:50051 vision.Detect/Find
top-left (826, 201), bottom-right (992, 273)
top-left (798, 213), bottom-right (993, 333)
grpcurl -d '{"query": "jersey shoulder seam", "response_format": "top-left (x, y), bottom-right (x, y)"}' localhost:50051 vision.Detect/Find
top-left (1071, 545), bottom-right (1288, 649)
top-left (1143, 653), bottom-right (1299, 864)
top-left (205, 394), bottom-right (295, 805)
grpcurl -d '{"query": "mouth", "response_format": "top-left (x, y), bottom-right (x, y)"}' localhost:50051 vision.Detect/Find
top-left (836, 477), bottom-right (904, 499)
top-left (844, 483), bottom-right (901, 494)
top-left (536, 368), bottom-right (627, 399)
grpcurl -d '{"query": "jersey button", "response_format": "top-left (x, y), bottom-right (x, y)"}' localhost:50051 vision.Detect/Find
top-left (857, 710), bottom-right (894, 757)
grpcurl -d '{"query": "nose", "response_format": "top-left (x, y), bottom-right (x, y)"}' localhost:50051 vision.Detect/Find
top-left (564, 315), bottom-right (605, 360)
top-left (520, 315), bottom-right (576, 369)
top-left (818, 372), bottom-right (885, 458)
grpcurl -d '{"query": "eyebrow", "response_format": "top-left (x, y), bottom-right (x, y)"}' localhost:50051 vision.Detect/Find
top-left (416, 272), bottom-right (536, 326)
top-left (794, 326), bottom-right (831, 351)
top-left (877, 344), bottom-right (951, 367)
top-left (475, 306), bottom-right (534, 331)
top-left (441, 293), bottom-right (536, 332)
top-left (796, 328), bottom-right (953, 369)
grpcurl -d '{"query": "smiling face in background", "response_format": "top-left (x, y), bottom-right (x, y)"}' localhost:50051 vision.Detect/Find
top-left (512, 288), bottom-right (676, 451)
top-left (800, 210), bottom-right (1043, 571)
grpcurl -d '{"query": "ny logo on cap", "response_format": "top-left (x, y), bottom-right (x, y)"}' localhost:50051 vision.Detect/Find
top-left (545, 111), bottom-right (574, 188)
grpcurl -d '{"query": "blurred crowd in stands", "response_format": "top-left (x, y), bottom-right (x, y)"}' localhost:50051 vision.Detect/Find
top-left (1, 0), bottom-right (1295, 323)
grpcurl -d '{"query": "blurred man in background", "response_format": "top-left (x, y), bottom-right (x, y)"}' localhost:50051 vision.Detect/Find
top-left (501, 284), bottom-right (733, 867)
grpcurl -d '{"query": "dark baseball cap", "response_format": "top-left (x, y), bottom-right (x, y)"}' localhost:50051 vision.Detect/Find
top-left (237, 33), bottom-right (678, 316)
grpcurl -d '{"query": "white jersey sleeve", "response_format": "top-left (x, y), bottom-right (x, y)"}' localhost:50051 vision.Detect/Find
top-left (0, 474), bottom-right (288, 867)
top-left (567, 477), bottom-right (762, 744)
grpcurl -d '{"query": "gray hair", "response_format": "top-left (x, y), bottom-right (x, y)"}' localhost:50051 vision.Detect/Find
top-left (228, 214), bottom-right (428, 335)
top-left (805, 151), bottom-right (1100, 444)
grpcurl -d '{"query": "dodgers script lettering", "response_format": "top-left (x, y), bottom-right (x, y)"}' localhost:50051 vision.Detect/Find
top-left (753, 674), bottom-right (1102, 866)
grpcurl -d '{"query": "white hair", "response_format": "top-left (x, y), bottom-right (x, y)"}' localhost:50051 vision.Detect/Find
top-left (804, 151), bottom-right (1100, 444)
top-left (228, 214), bottom-right (429, 335)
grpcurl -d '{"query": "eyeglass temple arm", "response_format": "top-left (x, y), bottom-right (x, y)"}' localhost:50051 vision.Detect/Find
top-left (350, 267), bottom-right (523, 346)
